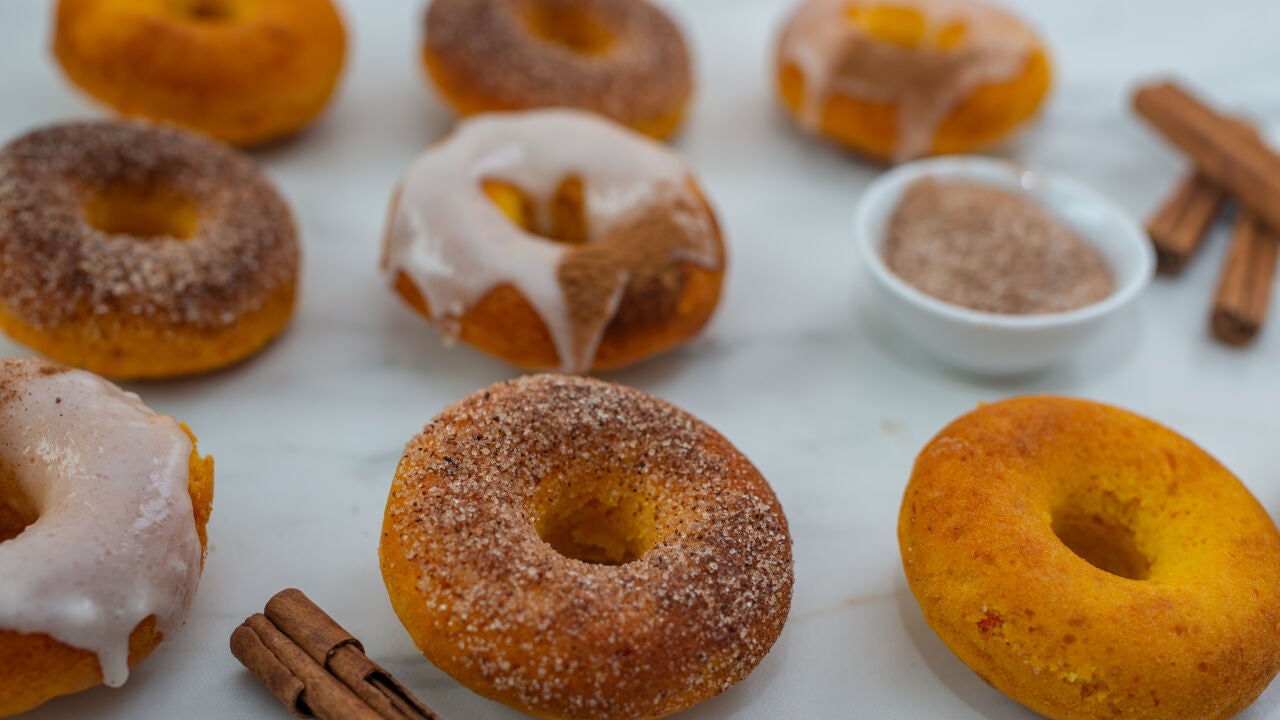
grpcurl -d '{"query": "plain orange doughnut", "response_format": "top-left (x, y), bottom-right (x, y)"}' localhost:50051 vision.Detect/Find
top-left (900, 396), bottom-right (1280, 720)
top-left (54, 0), bottom-right (347, 146)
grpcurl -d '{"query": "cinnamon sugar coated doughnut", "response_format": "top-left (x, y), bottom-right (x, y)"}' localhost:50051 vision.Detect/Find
top-left (0, 357), bottom-right (214, 716)
top-left (54, 0), bottom-right (347, 146)
top-left (899, 396), bottom-right (1280, 720)
top-left (380, 375), bottom-right (793, 720)
top-left (423, 0), bottom-right (693, 139)
top-left (776, 0), bottom-right (1052, 162)
top-left (0, 121), bottom-right (299, 379)
top-left (382, 109), bottom-right (725, 373)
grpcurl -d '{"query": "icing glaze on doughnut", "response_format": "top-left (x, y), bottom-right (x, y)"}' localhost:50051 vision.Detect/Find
top-left (0, 358), bottom-right (200, 687)
top-left (383, 109), bottom-right (720, 372)
top-left (778, 0), bottom-right (1037, 160)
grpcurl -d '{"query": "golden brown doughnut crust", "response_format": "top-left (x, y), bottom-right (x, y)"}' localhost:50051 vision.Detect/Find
top-left (0, 121), bottom-right (299, 379)
top-left (899, 396), bottom-right (1280, 720)
top-left (423, 0), bottom-right (692, 139)
top-left (380, 375), bottom-right (793, 720)
top-left (0, 424), bottom-right (213, 717)
top-left (53, 0), bottom-right (347, 146)
top-left (0, 617), bottom-right (164, 718)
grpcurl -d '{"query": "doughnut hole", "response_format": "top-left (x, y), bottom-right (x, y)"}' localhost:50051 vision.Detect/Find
top-left (165, 0), bottom-right (242, 23)
top-left (844, 5), bottom-right (968, 50)
top-left (935, 22), bottom-right (967, 50)
top-left (1051, 503), bottom-right (1151, 581)
top-left (481, 177), bottom-right (589, 245)
top-left (165, 0), bottom-right (240, 22)
top-left (522, 3), bottom-right (614, 55)
top-left (0, 472), bottom-right (35, 543)
top-left (531, 472), bottom-right (662, 565)
top-left (82, 186), bottom-right (198, 240)
top-left (847, 5), bottom-right (927, 47)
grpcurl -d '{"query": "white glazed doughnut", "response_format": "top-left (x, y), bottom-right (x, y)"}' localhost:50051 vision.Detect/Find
top-left (776, 0), bottom-right (1051, 162)
top-left (381, 109), bottom-right (726, 373)
top-left (0, 357), bottom-right (212, 715)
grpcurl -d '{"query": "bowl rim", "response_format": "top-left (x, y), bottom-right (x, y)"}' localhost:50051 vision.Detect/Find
top-left (853, 155), bottom-right (1154, 330)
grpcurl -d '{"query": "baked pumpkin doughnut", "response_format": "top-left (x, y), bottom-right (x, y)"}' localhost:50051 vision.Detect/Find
top-left (0, 357), bottom-right (214, 716)
top-left (0, 121), bottom-right (299, 379)
top-left (776, 0), bottom-right (1052, 162)
top-left (53, 0), bottom-right (347, 146)
top-left (423, 0), bottom-right (692, 139)
top-left (899, 396), bottom-right (1280, 720)
top-left (380, 375), bottom-right (793, 720)
top-left (382, 109), bottom-right (725, 373)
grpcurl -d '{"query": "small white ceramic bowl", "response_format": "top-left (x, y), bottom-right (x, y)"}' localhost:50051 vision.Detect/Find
top-left (854, 156), bottom-right (1154, 375)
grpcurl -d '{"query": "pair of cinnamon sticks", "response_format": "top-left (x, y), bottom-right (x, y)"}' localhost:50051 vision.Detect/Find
top-left (231, 589), bottom-right (441, 720)
top-left (1134, 81), bottom-right (1280, 346)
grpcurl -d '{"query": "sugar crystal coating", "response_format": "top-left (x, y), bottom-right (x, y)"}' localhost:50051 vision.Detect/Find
top-left (425, 0), bottom-right (691, 127)
top-left (0, 121), bottom-right (298, 329)
top-left (381, 375), bottom-right (793, 720)
top-left (884, 178), bottom-right (1113, 314)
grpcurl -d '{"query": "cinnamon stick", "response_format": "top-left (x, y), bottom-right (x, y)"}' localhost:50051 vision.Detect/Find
top-left (265, 588), bottom-right (441, 720)
top-left (1133, 82), bottom-right (1280, 233)
top-left (328, 649), bottom-right (442, 720)
top-left (233, 589), bottom-right (441, 720)
top-left (1146, 173), bottom-right (1227, 274)
top-left (265, 588), bottom-right (363, 664)
top-left (1212, 212), bottom-right (1280, 345)
top-left (241, 613), bottom-right (384, 720)
top-left (230, 625), bottom-right (307, 718)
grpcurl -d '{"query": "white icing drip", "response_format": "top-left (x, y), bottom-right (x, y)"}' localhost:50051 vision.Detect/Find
top-left (384, 109), bottom-right (718, 373)
top-left (0, 359), bottom-right (200, 687)
top-left (778, 0), bottom-right (1038, 160)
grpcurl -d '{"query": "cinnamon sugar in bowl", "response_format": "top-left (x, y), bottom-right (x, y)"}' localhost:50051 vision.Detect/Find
top-left (854, 156), bottom-right (1153, 374)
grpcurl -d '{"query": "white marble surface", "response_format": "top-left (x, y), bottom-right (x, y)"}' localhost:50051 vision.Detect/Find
top-left (2, 1), bottom-right (1279, 718)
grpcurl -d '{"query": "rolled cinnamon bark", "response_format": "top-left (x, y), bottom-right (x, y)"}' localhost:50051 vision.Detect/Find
top-left (1146, 173), bottom-right (1227, 274)
top-left (265, 588), bottom-right (363, 663)
top-left (230, 624), bottom-right (308, 718)
top-left (241, 613), bottom-right (384, 720)
top-left (234, 589), bottom-right (441, 720)
top-left (265, 588), bottom-right (441, 720)
top-left (1212, 212), bottom-right (1280, 345)
top-left (1134, 82), bottom-right (1280, 233)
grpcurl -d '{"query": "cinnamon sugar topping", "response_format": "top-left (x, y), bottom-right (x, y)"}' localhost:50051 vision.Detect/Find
top-left (0, 121), bottom-right (298, 328)
top-left (382, 375), bottom-right (793, 719)
top-left (425, 0), bottom-right (691, 127)
top-left (884, 178), bottom-right (1114, 314)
